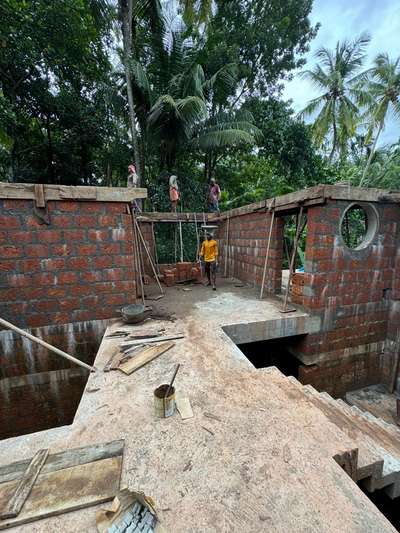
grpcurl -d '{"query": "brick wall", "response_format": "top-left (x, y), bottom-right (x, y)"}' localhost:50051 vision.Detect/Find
top-left (217, 211), bottom-right (283, 294)
top-left (290, 200), bottom-right (400, 396)
top-left (0, 199), bottom-right (137, 328)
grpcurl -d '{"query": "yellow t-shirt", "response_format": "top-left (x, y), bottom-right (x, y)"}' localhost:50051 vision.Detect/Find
top-left (200, 239), bottom-right (218, 262)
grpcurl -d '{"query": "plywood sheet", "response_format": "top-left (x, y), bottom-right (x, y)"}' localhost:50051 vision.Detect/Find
top-left (0, 441), bottom-right (123, 530)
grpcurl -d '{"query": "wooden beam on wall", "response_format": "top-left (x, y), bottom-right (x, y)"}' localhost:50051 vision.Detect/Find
top-left (0, 183), bottom-right (147, 202)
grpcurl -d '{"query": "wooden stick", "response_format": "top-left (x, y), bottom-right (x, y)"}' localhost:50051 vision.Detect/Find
top-left (259, 204), bottom-right (275, 300)
top-left (151, 222), bottom-right (160, 276)
top-left (390, 331), bottom-right (400, 393)
top-left (224, 216), bottom-right (230, 278)
top-left (0, 317), bottom-right (95, 372)
top-left (179, 221), bottom-right (184, 263)
top-left (131, 213), bottom-right (145, 305)
top-left (0, 449), bottom-right (49, 519)
top-left (282, 205), bottom-right (304, 312)
top-left (134, 218), bottom-right (164, 295)
top-left (194, 213), bottom-right (200, 262)
top-left (120, 334), bottom-right (184, 349)
top-left (164, 363), bottom-right (180, 409)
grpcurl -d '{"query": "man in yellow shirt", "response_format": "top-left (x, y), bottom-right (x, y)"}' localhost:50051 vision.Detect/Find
top-left (200, 233), bottom-right (218, 290)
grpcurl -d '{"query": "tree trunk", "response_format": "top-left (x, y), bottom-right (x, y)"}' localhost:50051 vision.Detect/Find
top-left (120, 0), bottom-right (142, 185)
top-left (359, 122), bottom-right (383, 187)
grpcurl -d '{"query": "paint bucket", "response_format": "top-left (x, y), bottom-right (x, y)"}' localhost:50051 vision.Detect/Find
top-left (154, 384), bottom-right (176, 418)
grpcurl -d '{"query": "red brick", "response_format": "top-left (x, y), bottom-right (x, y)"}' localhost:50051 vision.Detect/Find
top-left (3, 200), bottom-right (29, 210)
top-left (40, 258), bottom-right (66, 271)
top-left (72, 310), bottom-right (93, 322)
top-left (114, 255), bottom-right (134, 267)
top-left (58, 298), bottom-right (80, 311)
top-left (80, 295), bottom-right (99, 307)
top-left (33, 272), bottom-right (57, 286)
top-left (80, 271), bottom-right (102, 282)
top-left (21, 286), bottom-right (43, 299)
top-left (10, 231), bottom-right (33, 244)
top-left (107, 203), bottom-right (127, 213)
top-left (39, 230), bottom-right (62, 243)
top-left (0, 231), bottom-right (6, 243)
top-left (92, 256), bottom-right (113, 269)
top-left (0, 259), bottom-right (17, 272)
top-left (88, 229), bottom-right (109, 242)
top-left (70, 285), bottom-right (92, 296)
top-left (74, 215), bottom-right (97, 227)
top-left (27, 314), bottom-right (51, 327)
top-left (93, 281), bottom-right (114, 294)
top-left (103, 293), bottom-right (126, 306)
top-left (0, 215), bottom-right (20, 228)
top-left (68, 257), bottom-right (90, 270)
top-left (47, 287), bottom-right (67, 298)
top-left (51, 244), bottom-right (73, 256)
top-left (52, 215), bottom-right (75, 228)
top-left (103, 268), bottom-right (125, 281)
top-left (79, 202), bottom-right (104, 213)
top-left (34, 300), bottom-right (59, 312)
top-left (63, 229), bottom-right (86, 241)
top-left (7, 273), bottom-right (32, 287)
top-left (55, 201), bottom-right (79, 212)
top-left (58, 271), bottom-right (78, 284)
top-left (113, 280), bottom-right (135, 292)
top-left (98, 215), bottom-right (118, 226)
top-left (75, 243), bottom-right (97, 256)
top-left (25, 244), bottom-right (49, 257)
top-left (98, 243), bottom-right (120, 255)
top-left (1, 245), bottom-right (23, 258)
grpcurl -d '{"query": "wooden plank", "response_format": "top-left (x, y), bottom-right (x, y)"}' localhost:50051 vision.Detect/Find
top-left (0, 455), bottom-right (122, 530)
top-left (0, 440), bottom-right (124, 485)
top-left (176, 397), bottom-right (194, 419)
top-left (0, 450), bottom-right (49, 519)
top-left (120, 334), bottom-right (184, 349)
top-left (0, 183), bottom-right (147, 202)
top-left (33, 184), bottom-right (45, 208)
top-left (137, 212), bottom-right (218, 223)
top-left (118, 341), bottom-right (175, 375)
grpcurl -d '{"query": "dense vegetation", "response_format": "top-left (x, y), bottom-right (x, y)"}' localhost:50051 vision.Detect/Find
top-left (0, 0), bottom-right (399, 212)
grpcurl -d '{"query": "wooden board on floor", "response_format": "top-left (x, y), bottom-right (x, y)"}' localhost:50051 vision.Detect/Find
top-left (0, 440), bottom-right (124, 530)
top-left (176, 398), bottom-right (193, 420)
top-left (118, 342), bottom-right (175, 375)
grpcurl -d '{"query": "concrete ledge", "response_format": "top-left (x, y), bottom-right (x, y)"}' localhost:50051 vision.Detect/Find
top-left (222, 314), bottom-right (321, 345)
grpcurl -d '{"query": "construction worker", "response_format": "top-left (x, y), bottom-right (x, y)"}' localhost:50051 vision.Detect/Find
top-left (200, 232), bottom-right (218, 290)
top-left (207, 178), bottom-right (221, 213)
top-left (169, 175), bottom-right (180, 212)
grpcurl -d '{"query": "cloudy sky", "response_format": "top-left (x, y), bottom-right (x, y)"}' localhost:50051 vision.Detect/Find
top-left (283, 0), bottom-right (400, 145)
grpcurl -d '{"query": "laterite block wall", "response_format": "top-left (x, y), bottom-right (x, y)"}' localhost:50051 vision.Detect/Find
top-left (291, 200), bottom-right (400, 396)
top-left (0, 199), bottom-right (137, 329)
top-left (217, 211), bottom-right (284, 294)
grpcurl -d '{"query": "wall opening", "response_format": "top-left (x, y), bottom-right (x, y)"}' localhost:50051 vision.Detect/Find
top-left (154, 222), bottom-right (199, 264)
top-left (0, 320), bottom-right (107, 440)
top-left (358, 483), bottom-right (400, 531)
top-left (340, 203), bottom-right (378, 250)
top-left (282, 213), bottom-right (308, 294)
top-left (237, 335), bottom-right (307, 378)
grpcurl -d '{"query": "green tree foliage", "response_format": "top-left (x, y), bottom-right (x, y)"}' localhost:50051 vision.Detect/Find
top-left (299, 33), bottom-right (370, 161)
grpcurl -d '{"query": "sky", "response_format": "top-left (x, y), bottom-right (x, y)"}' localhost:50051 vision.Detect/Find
top-left (283, 0), bottom-right (400, 145)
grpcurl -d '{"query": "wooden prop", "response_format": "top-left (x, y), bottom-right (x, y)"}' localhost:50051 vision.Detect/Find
top-left (118, 341), bottom-right (175, 375)
top-left (259, 202), bottom-right (275, 300)
top-left (134, 218), bottom-right (164, 296)
top-left (0, 440), bottom-right (124, 531)
top-left (224, 216), bottom-right (230, 278)
top-left (0, 450), bottom-right (49, 520)
top-left (131, 212), bottom-right (145, 305)
top-left (0, 318), bottom-right (95, 372)
top-left (179, 221), bottom-right (184, 263)
top-left (390, 331), bottom-right (400, 393)
top-left (281, 205), bottom-right (304, 313)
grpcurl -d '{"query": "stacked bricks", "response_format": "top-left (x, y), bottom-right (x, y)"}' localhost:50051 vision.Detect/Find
top-left (216, 211), bottom-right (283, 294)
top-left (0, 199), bottom-right (137, 329)
top-left (159, 263), bottom-right (201, 286)
top-left (291, 200), bottom-right (400, 396)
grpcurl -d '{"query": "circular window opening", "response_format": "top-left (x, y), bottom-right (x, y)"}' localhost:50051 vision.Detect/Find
top-left (340, 203), bottom-right (378, 250)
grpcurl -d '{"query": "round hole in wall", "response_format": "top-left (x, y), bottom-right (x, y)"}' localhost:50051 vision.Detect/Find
top-left (340, 203), bottom-right (378, 250)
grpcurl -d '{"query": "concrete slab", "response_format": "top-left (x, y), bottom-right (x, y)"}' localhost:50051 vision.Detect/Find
top-left (0, 280), bottom-right (395, 532)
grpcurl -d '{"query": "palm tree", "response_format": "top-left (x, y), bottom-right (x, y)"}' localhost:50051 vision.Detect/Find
top-left (299, 33), bottom-right (370, 160)
top-left (357, 54), bottom-right (400, 186)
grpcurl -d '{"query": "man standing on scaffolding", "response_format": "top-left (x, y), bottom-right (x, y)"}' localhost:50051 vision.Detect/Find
top-left (200, 232), bottom-right (218, 290)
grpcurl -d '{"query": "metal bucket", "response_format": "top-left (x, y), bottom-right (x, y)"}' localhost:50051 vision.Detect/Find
top-left (154, 384), bottom-right (176, 418)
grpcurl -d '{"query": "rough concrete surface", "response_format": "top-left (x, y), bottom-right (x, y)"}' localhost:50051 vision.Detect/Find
top-left (0, 280), bottom-right (395, 532)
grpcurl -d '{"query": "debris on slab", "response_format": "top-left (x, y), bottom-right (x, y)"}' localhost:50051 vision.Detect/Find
top-left (96, 488), bottom-right (157, 533)
top-left (176, 397), bottom-right (193, 419)
top-left (117, 342), bottom-right (175, 375)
